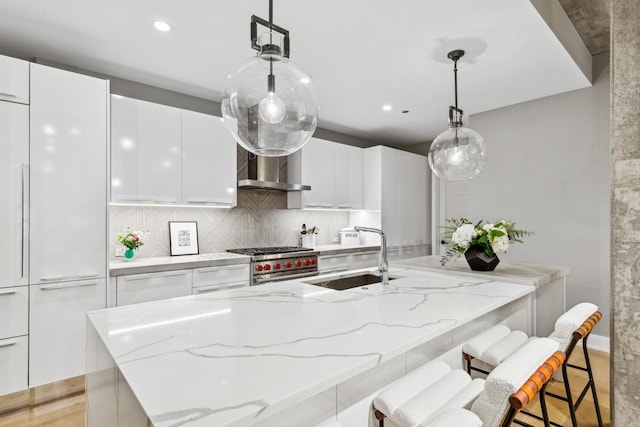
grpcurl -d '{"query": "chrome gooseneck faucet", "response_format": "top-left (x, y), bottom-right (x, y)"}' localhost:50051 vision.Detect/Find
top-left (353, 226), bottom-right (388, 285)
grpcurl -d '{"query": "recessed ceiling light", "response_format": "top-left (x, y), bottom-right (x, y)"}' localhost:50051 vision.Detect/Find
top-left (382, 104), bottom-right (392, 112)
top-left (153, 20), bottom-right (172, 32)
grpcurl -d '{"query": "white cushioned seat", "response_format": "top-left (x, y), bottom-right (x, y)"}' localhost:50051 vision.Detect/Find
top-left (373, 360), bottom-right (451, 417)
top-left (390, 369), bottom-right (473, 427)
top-left (462, 324), bottom-right (511, 359)
top-left (419, 407), bottom-right (483, 427)
top-left (481, 331), bottom-right (531, 366)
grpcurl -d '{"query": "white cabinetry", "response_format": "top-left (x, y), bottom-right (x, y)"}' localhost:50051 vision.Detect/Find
top-left (288, 138), bottom-right (363, 209)
top-left (28, 64), bottom-right (108, 387)
top-left (192, 264), bottom-right (250, 294)
top-left (116, 270), bottom-right (193, 306)
top-left (181, 110), bottom-right (237, 207)
top-left (0, 336), bottom-right (28, 396)
top-left (359, 146), bottom-right (428, 249)
top-left (30, 64), bottom-right (108, 284)
top-left (0, 287), bottom-right (28, 339)
top-left (0, 54), bottom-right (29, 396)
top-left (317, 250), bottom-right (379, 274)
top-left (334, 143), bottom-right (363, 209)
top-left (0, 286), bottom-right (28, 395)
top-left (0, 98), bottom-right (28, 289)
top-left (29, 279), bottom-right (107, 387)
top-left (0, 55), bottom-right (29, 104)
top-left (111, 95), bottom-right (182, 203)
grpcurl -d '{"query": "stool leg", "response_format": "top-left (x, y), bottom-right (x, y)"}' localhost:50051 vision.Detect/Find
top-left (539, 382), bottom-right (551, 427)
top-left (561, 361), bottom-right (579, 427)
top-left (582, 335), bottom-right (604, 427)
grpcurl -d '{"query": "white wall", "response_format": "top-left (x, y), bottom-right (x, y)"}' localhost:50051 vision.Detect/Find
top-left (463, 54), bottom-right (610, 335)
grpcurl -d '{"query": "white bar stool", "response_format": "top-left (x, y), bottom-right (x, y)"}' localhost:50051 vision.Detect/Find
top-left (461, 302), bottom-right (603, 427)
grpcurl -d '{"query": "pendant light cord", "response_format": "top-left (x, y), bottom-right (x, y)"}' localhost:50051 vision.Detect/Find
top-left (453, 58), bottom-right (458, 117)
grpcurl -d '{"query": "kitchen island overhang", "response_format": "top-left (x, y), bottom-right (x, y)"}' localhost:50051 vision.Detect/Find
top-left (85, 265), bottom-right (563, 427)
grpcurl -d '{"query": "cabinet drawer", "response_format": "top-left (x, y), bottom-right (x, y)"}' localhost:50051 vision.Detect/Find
top-left (350, 251), bottom-right (379, 270)
top-left (0, 55), bottom-right (29, 104)
top-left (317, 254), bottom-right (350, 274)
top-left (116, 270), bottom-right (192, 306)
top-left (0, 286), bottom-right (28, 339)
top-left (0, 335), bottom-right (28, 395)
top-left (192, 281), bottom-right (248, 295)
top-left (192, 264), bottom-right (249, 288)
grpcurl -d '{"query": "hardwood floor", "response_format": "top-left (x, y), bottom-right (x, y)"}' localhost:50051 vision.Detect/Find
top-left (0, 349), bottom-right (611, 427)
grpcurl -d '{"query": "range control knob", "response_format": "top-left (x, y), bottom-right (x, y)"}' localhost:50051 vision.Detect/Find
top-left (286, 262), bottom-right (292, 268)
top-left (296, 261), bottom-right (302, 267)
top-left (256, 265), bottom-right (264, 272)
top-left (265, 264), bottom-right (271, 271)
top-left (275, 263), bottom-right (281, 270)
top-left (305, 259), bottom-right (311, 266)
top-left (311, 259), bottom-right (316, 265)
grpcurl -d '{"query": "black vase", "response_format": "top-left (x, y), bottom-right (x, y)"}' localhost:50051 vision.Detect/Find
top-left (464, 245), bottom-right (500, 271)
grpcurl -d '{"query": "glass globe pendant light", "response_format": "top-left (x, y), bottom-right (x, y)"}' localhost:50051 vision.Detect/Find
top-left (221, 0), bottom-right (319, 157)
top-left (428, 50), bottom-right (486, 181)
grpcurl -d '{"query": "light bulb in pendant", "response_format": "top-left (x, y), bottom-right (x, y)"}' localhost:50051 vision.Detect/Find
top-left (258, 91), bottom-right (286, 124)
top-left (448, 146), bottom-right (464, 165)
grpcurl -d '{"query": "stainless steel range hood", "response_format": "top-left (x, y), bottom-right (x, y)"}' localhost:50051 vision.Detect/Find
top-left (238, 154), bottom-right (310, 191)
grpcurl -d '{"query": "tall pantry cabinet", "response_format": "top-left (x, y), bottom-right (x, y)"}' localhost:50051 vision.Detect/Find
top-left (0, 55), bottom-right (30, 396)
top-left (0, 54), bottom-right (108, 394)
top-left (28, 64), bottom-right (109, 387)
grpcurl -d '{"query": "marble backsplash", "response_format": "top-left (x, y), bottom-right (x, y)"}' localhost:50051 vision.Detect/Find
top-left (109, 203), bottom-right (350, 259)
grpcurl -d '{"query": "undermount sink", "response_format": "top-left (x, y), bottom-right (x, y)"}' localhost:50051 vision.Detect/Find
top-left (304, 272), bottom-right (398, 291)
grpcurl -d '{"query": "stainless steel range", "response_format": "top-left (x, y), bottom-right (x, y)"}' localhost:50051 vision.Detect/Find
top-left (227, 246), bottom-right (319, 285)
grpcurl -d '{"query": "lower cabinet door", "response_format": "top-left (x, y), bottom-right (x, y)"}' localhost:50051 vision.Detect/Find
top-left (116, 270), bottom-right (192, 306)
top-left (29, 279), bottom-right (106, 387)
top-left (0, 335), bottom-right (28, 395)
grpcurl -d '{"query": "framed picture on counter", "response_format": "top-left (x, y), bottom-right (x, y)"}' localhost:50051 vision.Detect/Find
top-left (168, 221), bottom-right (199, 256)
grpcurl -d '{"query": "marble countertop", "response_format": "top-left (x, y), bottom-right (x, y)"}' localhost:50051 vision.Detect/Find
top-left (395, 256), bottom-right (570, 288)
top-left (109, 252), bottom-right (251, 277)
top-left (109, 245), bottom-right (380, 276)
top-left (87, 266), bottom-right (534, 426)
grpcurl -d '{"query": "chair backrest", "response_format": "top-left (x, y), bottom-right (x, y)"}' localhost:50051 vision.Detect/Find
top-left (470, 337), bottom-right (560, 427)
top-left (548, 302), bottom-right (598, 351)
top-left (507, 350), bottom-right (566, 410)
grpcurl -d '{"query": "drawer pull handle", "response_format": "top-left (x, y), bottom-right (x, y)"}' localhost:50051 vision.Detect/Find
top-left (319, 267), bottom-right (349, 273)
top-left (196, 282), bottom-right (246, 293)
top-left (40, 273), bottom-right (100, 282)
top-left (0, 290), bottom-right (17, 296)
top-left (41, 282), bottom-right (98, 291)
top-left (125, 272), bottom-right (187, 281)
top-left (0, 92), bottom-right (17, 99)
top-left (0, 340), bottom-right (17, 348)
top-left (197, 265), bottom-right (247, 273)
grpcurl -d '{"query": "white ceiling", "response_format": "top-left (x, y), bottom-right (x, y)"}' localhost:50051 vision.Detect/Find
top-left (0, 0), bottom-right (592, 146)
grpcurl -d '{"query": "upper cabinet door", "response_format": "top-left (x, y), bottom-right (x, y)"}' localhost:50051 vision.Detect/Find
top-left (181, 110), bottom-right (237, 207)
top-left (111, 96), bottom-right (181, 203)
top-left (334, 143), bottom-right (363, 209)
top-left (0, 102), bottom-right (28, 288)
top-left (29, 64), bottom-right (108, 283)
top-left (302, 138), bottom-right (335, 208)
top-left (0, 55), bottom-right (29, 104)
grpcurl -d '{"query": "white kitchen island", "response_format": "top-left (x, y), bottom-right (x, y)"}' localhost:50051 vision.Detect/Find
top-left (85, 264), bottom-right (565, 427)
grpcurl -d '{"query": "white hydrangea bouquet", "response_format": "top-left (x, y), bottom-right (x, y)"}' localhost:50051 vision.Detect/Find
top-left (440, 218), bottom-right (533, 266)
